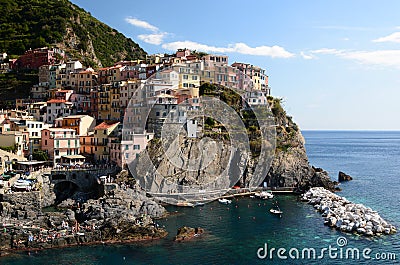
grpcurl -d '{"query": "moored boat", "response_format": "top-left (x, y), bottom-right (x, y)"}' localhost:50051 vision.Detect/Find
top-left (254, 191), bottom-right (274, 200)
top-left (218, 198), bottom-right (232, 204)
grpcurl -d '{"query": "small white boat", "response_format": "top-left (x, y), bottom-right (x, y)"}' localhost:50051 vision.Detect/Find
top-left (270, 203), bottom-right (283, 216)
top-left (255, 191), bottom-right (274, 200)
top-left (269, 208), bottom-right (283, 215)
top-left (12, 179), bottom-right (32, 192)
top-left (194, 202), bottom-right (205, 207)
top-left (218, 198), bottom-right (232, 204)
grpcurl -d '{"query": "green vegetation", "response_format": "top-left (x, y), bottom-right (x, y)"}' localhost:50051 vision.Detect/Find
top-left (32, 150), bottom-right (49, 161)
top-left (0, 70), bottom-right (37, 101)
top-left (200, 83), bottom-right (301, 155)
top-left (0, 144), bottom-right (18, 153)
top-left (0, 0), bottom-right (147, 67)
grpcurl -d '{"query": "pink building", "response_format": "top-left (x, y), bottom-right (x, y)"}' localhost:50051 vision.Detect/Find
top-left (120, 132), bottom-right (154, 169)
top-left (41, 128), bottom-right (80, 165)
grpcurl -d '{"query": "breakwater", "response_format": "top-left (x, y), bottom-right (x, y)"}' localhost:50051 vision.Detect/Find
top-left (301, 187), bottom-right (397, 236)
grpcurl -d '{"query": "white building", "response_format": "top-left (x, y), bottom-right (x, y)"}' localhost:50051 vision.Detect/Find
top-left (18, 120), bottom-right (49, 153)
top-left (46, 99), bottom-right (73, 124)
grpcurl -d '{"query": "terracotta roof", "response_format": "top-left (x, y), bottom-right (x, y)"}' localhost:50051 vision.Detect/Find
top-left (94, 121), bottom-right (119, 130)
top-left (1, 119), bottom-right (14, 125)
top-left (45, 128), bottom-right (74, 132)
top-left (47, 99), bottom-right (67, 103)
top-left (79, 70), bottom-right (96, 74)
top-left (57, 90), bottom-right (73, 93)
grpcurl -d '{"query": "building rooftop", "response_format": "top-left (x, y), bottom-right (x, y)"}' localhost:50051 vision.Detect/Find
top-left (45, 128), bottom-right (75, 132)
top-left (94, 121), bottom-right (119, 130)
top-left (47, 99), bottom-right (67, 103)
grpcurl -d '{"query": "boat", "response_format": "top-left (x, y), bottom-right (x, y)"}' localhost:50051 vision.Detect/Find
top-left (269, 208), bottom-right (283, 215)
top-left (218, 198), bottom-right (232, 204)
top-left (194, 202), bottom-right (205, 207)
top-left (12, 178), bottom-right (33, 192)
top-left (254, 191), bottom-right (274, 200)
top-left (269, 204), bottom-right (283, 216)
top-left (176, 202), bottom-right (195, 207)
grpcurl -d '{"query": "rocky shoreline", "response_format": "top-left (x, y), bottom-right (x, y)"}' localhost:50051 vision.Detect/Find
top-left (301, 187), bottom-right (397, 236)
top-left (0, 181), bottom-right (168, 256)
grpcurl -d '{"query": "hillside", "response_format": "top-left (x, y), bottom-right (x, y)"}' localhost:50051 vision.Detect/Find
top-left (0, 0), bottom-right (147, 67)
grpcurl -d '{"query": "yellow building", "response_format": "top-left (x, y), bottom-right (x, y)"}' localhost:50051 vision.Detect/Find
top-left (172, 64), bottom-right (201, 89)
top-left (71, 69), bottom-right (97, 94)
top-left (80, 121), bottom-right (119, 162)
top-left (110, 84), bottom-right (121, 121)
top-left (97, 84), bottom-right (112, 121)
top-left (54, 115), bottom-right (96, 136)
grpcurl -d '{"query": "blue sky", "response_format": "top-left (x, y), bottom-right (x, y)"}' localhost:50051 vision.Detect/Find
top-left (70, 0), bottom-right (400, 130)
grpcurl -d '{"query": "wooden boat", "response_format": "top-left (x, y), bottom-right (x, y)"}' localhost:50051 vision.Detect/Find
top-left (176, 202), bottom-right (195, 207)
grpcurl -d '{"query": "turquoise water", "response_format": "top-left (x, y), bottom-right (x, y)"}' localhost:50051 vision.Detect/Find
top-left (2, 131), bottom-right (399, 264)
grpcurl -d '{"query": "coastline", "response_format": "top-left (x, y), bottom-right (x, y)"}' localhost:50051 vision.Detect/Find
top-left (0, 232), bottom-right (168, 257)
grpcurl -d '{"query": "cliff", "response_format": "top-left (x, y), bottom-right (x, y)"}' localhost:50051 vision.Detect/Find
top-left (137, 85), bottom-right (335, 196)
top-left (265, 97), bottom-right (335, 191)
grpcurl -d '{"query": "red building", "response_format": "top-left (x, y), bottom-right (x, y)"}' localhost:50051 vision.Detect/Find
top-left (18, 47), bottom-right (65, 69)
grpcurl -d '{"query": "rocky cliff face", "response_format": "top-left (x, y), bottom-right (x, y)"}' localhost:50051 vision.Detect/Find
top-left (265, 97), bottom-right (335, 191)
top-left (142, 97), bottom-right (335, 193)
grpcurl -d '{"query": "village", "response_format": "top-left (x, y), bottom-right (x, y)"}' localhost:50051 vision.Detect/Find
top-left (0, 47), bottom-right (271, 180)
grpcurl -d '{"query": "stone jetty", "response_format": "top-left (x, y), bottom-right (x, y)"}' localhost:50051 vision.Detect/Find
top-left (301, 187), bottom-right (397, 236)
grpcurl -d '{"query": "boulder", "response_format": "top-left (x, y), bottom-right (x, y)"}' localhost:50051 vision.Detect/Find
top-left (174, 226), bottom-right (204, 242)
top-left (338, 171), bottom-right (353, 182)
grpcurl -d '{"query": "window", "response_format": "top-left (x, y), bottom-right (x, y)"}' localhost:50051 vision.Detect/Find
top-left (133, 144), bottom-right (140, 150)
top-left (125, 145), bottom-right (129, 150)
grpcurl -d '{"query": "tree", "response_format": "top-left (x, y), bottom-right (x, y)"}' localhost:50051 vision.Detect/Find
top-left (32, 150), bottom-right (49, 161)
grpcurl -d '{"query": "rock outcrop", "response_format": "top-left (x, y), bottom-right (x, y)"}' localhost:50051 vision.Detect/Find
top-left (265, 98), bottom-right (335, 192)
top-left (174, 226), bottom-right (204, 242)
top-left (0, 183), bottom-right (167, 253)
top-left (338, 171), bottom-right (353, 182)
top-left (137, 96), bottom-right (336, 195)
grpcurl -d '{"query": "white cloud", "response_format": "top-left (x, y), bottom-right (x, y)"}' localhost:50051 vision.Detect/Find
top-left (125, 17), bottom-right (159, 32)
top-left (373, 32), bottom-right (400, 43)
top-left (310, 48), bottom-right (400, 68)
top-left (138, 33), bottom-right (168, 45)
top-left (300, 51), bottom-right (314, 60)
top-left (162, 41), bottom-right (294, 58)
top-left (311, 48), bottom-right (344, 55)
top-left (341, 50), bottom-right (400, 67)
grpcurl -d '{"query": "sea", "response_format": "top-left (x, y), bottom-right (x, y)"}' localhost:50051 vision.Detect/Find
top-left (2, 131), bottom-right (399, 264)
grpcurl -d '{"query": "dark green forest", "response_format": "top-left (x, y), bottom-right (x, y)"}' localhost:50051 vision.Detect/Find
top-left (0, 0), bottom-right (147, 67)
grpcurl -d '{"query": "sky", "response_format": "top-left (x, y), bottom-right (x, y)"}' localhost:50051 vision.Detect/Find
top-left (70, 0), bottom-right (400, 130)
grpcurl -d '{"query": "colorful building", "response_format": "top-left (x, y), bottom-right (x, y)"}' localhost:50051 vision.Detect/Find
top-left (17, 47), bottom-right (65, 69)
top-left (46, 99), bottom-right (73, 124)
top-left (41, 128), bottom-right (80, 165)
top-left (54, 115), bottom-right (96, 136)
top-left (80, 122), bottom-right (119, 162)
